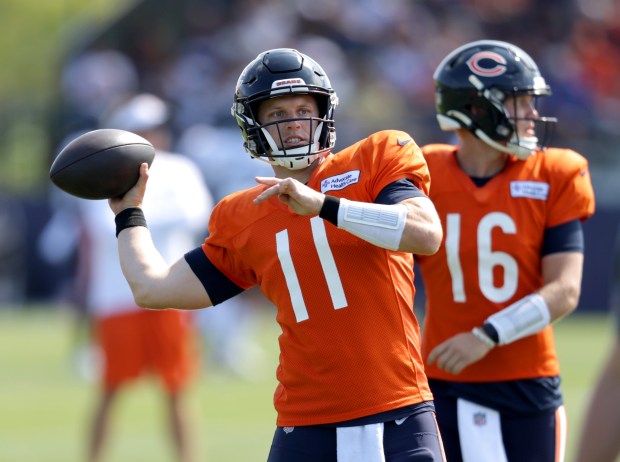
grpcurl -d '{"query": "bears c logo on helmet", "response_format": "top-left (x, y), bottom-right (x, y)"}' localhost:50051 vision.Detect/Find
top-left (466, 51), bottom-right (507, 77)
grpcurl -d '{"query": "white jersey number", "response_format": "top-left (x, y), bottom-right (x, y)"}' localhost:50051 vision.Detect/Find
top-left (276, 216), bottom-right (348, 322)
top-left (446, 212), bottom-right (518, 303)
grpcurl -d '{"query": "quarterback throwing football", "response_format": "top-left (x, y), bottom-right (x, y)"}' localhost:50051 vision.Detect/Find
top-left (109, 48), bottom-right (446, 461)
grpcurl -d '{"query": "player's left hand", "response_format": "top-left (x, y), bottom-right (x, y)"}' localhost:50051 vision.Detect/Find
top-left (426, 331), bottom-right (493, 375)
top-left (254, 177), bottom-right (325, 216)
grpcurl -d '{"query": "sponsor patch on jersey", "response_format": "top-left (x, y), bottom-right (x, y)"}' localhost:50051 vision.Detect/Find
top-left (510, 181), bottom-right (549, 200)
top-left (320, 170), bottom-right (360, 193)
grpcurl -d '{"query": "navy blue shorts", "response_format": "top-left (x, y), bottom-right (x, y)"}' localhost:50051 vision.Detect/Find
top-left (434, 393), bottom-right (563, 462)
top-left (267, 410), bottom-right (445, 462)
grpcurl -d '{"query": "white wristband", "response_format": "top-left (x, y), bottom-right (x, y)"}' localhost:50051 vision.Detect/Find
top-left (485, 294), bottom-right (551, 345)
top-left (336, 198), bottom-right (407, 250)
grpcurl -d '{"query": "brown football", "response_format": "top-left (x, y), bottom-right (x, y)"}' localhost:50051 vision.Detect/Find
top-left (50, 129), bottom-right (155, 200)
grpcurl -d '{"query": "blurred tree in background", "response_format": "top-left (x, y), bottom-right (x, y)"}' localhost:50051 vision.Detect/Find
top-left (0, 0), bottom-right (127, 195)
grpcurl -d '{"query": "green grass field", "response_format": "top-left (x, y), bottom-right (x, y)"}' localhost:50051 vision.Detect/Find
top-left (0, 306), bottom-right (613, 462)
top-left (0, 306), bottom-right (280, 462)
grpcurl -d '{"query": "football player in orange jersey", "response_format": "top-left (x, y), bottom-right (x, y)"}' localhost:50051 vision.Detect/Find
top-left (108, 48), bottom-right (446, 461)
top-left (417, 40), bottom-right (595, 462)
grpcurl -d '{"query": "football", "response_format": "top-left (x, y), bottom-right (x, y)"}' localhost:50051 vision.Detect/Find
top-left (49, 129), bottom-right (155, 200)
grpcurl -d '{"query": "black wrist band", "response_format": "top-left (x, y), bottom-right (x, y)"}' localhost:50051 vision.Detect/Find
top-left (482, 322), bottom-right (500, 344)
top-left (319, 195), bottom-right (340, 226)
top-left (115, 207), bottom-right (147, 237)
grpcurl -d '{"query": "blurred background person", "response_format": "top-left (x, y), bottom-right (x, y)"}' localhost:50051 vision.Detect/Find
top-left (74, 93), bottom-right (213, 462)
top-left (177, 123), bottom-right (274, 379)
top-left (574, 242), bottom-right (620, 462)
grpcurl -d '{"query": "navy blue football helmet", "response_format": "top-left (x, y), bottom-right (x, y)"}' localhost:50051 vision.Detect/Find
top-left (434, 40), bottom-right (557, 159)
top-left (231, 48), bottom-right (339, 170)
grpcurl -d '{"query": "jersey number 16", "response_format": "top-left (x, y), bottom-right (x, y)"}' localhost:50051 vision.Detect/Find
top-left (446, 211), bottom-right (519, 304)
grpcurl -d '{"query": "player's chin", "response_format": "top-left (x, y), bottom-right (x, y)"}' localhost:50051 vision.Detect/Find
top-left (283, 142), bottom-right (309, 150)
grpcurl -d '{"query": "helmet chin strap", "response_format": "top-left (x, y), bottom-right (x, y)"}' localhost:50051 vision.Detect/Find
top-left (261, 121), bottom-right (326, 170)
top-left (507, 134), bottom-right (538, 160)
top-left (444, 109), bottom-right (538, 160)
top-left (475, 127), bottom-right (538, 160)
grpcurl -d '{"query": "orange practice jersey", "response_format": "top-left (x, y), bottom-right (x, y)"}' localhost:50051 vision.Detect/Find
top-left (418, 144), bottom-right (595, 382)
top-left (200, 130), bottom-right (433, 426)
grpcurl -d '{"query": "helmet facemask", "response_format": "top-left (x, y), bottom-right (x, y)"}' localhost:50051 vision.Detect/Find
top-left (502, 94), bottom-right (556, 160)
top-left (260, 116), bottom-right (327, 170)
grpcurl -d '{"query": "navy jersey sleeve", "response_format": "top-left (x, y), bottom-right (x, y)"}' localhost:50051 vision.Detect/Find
top-left (542, 219), bottom-right (584, 256)
top-left (375, 178), bottom-right (426, 205)
top-left (184, 247), bottom-right (244, 305)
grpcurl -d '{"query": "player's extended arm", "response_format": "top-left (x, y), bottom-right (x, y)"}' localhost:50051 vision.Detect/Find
top-left (254, 176), bottom-right (442, 255)
top-left (110, 163), bottom-right (213, 310)
top-left (428, 251), bottom-right (583, 374)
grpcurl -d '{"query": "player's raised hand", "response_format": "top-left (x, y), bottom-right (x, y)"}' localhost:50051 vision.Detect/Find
top-left (109, 162), bottom-right (150, 215)
top-left (254, 177), bottom-right (325, 216)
